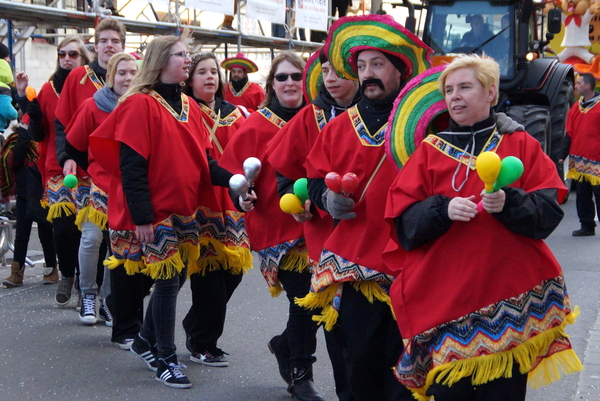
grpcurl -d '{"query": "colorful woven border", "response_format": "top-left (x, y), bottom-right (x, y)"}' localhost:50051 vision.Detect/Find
top-left (303, 51), bottom-right (324, 104)
top-left (386, 64), bottom-right (449, 170)
top-left (323, 14), bottom-right (433, 81)
top-left (221, 52), bottom-right (258, 73)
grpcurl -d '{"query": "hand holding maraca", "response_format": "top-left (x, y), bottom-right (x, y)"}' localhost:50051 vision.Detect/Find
top-left (476, 152), bottom-right (524, 213)
top-left (279, 178), bottom-right (312, 221)
top-left (324, 172), bottom-right (359, 220)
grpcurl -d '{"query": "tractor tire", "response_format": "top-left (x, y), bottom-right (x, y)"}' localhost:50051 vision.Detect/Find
top-left (506, 105), bottom-right (551, 155)
top-left (550, 78), bottom-right (574, 162)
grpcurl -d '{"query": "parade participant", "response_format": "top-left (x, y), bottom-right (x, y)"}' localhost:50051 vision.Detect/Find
top-left (221, 52), bottom-right (265, 113)
top-left (65, 53), bottom-right (138, 326)
top-left (384, 54), bottom-right (582, 401)
top-left (26, 36), bottom-right (91, 302)
top-left (182, 52), bottom-right (250, 367)
top-left (559, 72), bottom-right (600, 236)
top-left (266, 49), bottom-right (359, 400)
top-left (298, 14), bottom-right (432, 401)
top-left (220, 52), bottom-right (324, 401)
top-left (89, 33), bottom-right (226, 389)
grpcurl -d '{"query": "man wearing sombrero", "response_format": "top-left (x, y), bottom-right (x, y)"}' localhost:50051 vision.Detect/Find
top-left (221, 52), bottom-right (265, 113)
top-left (297, 14), bottom-right (433, 400)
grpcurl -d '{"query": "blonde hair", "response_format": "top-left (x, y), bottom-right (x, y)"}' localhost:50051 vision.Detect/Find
top-left (105, 52), bottom-right (137, 88)
top-left (120, 31), bottom-right (191, 103)
top-left (52, 35), bottom-right (91, 78)
top-left (261, 51), bottom-right (306, 108)
top-left (438, 53), bottom-right (500, 105)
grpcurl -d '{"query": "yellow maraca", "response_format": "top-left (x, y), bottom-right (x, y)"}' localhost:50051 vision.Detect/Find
top-left (280, 193), bottom-right (305, 214)
top-left (476, 151), bottom-right (501, 192)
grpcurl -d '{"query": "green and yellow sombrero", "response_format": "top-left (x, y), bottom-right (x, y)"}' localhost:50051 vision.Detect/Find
top-left (221, 52), bottom-right (259, 73)
top-left (323, 14), bottom-right (433, 82)
top-left (303, 50), bottom-right (324, 104)
top-left (386, 64), bottom-right (450, 170)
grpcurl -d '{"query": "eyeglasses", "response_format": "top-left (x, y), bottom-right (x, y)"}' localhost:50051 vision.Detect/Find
top-left (274, 73), bottom-right (303, 82)
top-left (170, 51), bottom-right (191, 59)
top-left (57, 50), bottom-right (81, 59)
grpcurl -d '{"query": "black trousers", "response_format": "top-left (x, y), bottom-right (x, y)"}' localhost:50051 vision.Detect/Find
top-left (13, 195), bottom-right (56, 268)
top-left (108, 264), bottom-right (154, 343)
top-left (52, 214), bottom-right (80, 277)
top-left (334, 283), bottom-right (413, 401)
top-left (182, 268), bottom-right (243, 352)
top-left (426, 363), bottom-right (528, 401)
top-left (575, 179), bottom-right (600, 229)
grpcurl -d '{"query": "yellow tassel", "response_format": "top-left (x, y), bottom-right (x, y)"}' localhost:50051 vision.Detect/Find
top-left (47, 202), bottom-right (75, 222)
top-left (87, 207), bottom-right (108, 231)
top-left (413, 308), bottom-right (583, 397)
top-left (279, 249), bottom-right (309, 273)
top-left (567, 169), bottom-right (600, 186)
top-left (226, 247), bottom-right (253, 274)
top-left (142, 252), bottom-right (185, 280)
top-left (74, 206), bottom-right (92, 230)
top-left (314, 305), bottom-right (340, 331)
top-left (40, 199), bottom-right (49, 208)
top-left (269, 282), bottom-right (284, 297)
top-left (104, 255), bottom-right (125, 270)
top-left (296, 284), bottom-right (338, 310)
top-left (179, 243), bottom-right (200, 264)
top-left (123, 259), bottom-right (146, 275)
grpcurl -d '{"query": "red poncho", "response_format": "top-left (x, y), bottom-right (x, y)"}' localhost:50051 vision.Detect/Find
top-left (565, 97), bottom-right (600, 183)
top-left (55, 65), bottom-right (103, 128)
top-left (224, 82), bottom-right (265, 113)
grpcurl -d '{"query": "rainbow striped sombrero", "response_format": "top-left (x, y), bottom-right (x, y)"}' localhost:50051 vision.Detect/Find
top-left (324, 14), bottom-right (433, 82)
top-left (386, 64), bottom-right (450, 170)
top-left (221, 52), bottom-right (259, 73)
top-left (303, 51), bottom-right (324, 104)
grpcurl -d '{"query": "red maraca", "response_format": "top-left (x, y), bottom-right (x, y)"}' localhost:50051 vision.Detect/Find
top-left (325, 172), bottom-right (342, 193)
top-left (341, 172), bottom-right (358, 196)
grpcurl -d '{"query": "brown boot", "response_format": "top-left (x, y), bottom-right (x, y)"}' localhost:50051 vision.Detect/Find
top-left (42, 267), bottom-right (59, 285)
top-left (2, 262), bottom-right (25, 288)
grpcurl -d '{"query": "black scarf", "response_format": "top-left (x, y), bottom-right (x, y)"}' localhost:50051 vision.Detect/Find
top-left (192, 95), bottom-right (237, 116)
top-left (268, 96), bottom-right (306, 123)
top-left (52, 67), bottom-right (71, 94)
top-left (154, 82), bottom-right (182, 114)
top-left (356, 86), bottom-right (401, 134)
top-left (89, 59), bottom-right (107, 84)
top-left (230, 75), bottom-right (249, 92)
top-left (438, 112), bottom-right (497, 155)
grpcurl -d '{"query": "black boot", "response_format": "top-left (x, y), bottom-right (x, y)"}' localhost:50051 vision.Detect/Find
top-left (268, 334), bottom-right (292, 385)
top-left (288, 363), bottom-right (324, 401)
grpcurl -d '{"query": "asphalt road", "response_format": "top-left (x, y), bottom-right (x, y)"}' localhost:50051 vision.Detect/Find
top-left (0, 193), bottom-right (598, 401)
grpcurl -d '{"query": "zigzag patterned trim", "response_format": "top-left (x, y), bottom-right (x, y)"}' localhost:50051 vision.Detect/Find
top-left (424, 129), bottom-right (502, 168)
top-left (567, 154), bottom-right (600, 179)
top-left (149, 90), bottom-right (190, 122)
top-left (199, 103), bottom-right (243, 127)
top-left (228, 81), bottom-right (251, 97)
top-left (578, 95), bottom-right (600, 113)
top-left (256, 239), bottom-right (306, 290)
top-left (45, 175), bottom-right (74, 206)
top-left (73, 176), bottom-right (92, 212)
top-left (348, 106), bottom-right (386, 146)
top-left (258, 108), bottom-right (287, 129)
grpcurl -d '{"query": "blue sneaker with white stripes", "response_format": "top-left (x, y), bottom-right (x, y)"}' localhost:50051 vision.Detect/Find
top-left (130, 335), bottom-right (158, 371)
top-left (156, 354), bottom-right (191, 389)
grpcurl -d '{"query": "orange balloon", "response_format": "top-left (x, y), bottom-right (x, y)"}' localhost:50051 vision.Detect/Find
top-left (26, 86), bottom-right (36, 101)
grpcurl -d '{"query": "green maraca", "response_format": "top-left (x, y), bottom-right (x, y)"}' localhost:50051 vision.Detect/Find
top-left (63, 174), bottom-right (78, 189)
top-left (493, 156), bottom-right (524, 191)
top-left (293, 178), bottom-right (309, 204)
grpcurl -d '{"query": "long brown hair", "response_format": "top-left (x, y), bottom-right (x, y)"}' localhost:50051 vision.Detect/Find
top-left (50, 35), bottom-right (91, 80)
top-left (261, 51), bottom-right (305, 108)
top-left (184, 52), bottom-right (225, 100)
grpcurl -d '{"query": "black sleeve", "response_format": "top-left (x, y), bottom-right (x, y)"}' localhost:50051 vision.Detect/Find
top-left (26, 100), bottom-right (45, 142)
top-left (207, 152), bottom-right (233, 187)
top-left (11, 126), bottom-right (31, 170)
top-left (228, 188), bottom-right (245, 212)
top-left (394, 195), bottom-right (453, 251)
top-left (276, 171), bottom-right (294, 197)
top-left (15, 94), bottom-right (30, 115)
top-left (307, 177), bottom-right (328, 211)
top-left (555, 135), bottom-right (571, 161)
top-left (492, 187), bottom-right (563, 239)
top-left (54, 118), bottom-right (70, 167)
top-left (120, 143), bottom-right (154, 225)
top-left (65, 138), bottom-right (89, 172)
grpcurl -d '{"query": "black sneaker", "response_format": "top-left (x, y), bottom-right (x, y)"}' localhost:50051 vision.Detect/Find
top-left (55, 276), bottom-right (74, 306)
top-left (130, 335), bottom-right (158, 371)
top-left (156, 354), bottom-right (192, 389)
top-left (572, 227), bottom-right (595, 236)
top-left (190, 347), bottom-right (229, 367)
top-left (78, 293), bottom-right (97, 325)
top-left (112, 338), bottom-right (134, 350)
top-left (98, 299), bottom-right (113, 327)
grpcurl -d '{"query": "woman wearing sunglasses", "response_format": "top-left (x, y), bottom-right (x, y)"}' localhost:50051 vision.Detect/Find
top-left (181, 52), bottom-right (249, 368)
top-left (220, 52), bottom-right (324, 401)
top-left (23, 36), bottom-right (90, 291)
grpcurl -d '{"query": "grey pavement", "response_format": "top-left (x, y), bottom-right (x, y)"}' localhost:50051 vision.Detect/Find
top-left (0, 193), bottom-right (599, 401)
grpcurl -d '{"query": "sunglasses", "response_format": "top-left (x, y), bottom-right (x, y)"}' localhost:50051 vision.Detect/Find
top-left (274, 73), bottom-right (303, 82)
top-left (57, 50), bottom-right (81, 59)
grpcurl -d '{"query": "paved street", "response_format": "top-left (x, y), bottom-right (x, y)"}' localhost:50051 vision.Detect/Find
top-left (0, 193), bottom-right (599, 401)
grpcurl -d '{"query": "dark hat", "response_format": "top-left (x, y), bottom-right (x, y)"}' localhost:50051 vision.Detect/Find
top-left (0, 43), bottom-right (9, 60)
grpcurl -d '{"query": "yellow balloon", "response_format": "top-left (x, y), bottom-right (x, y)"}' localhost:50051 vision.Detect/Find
top-left (476, 151), bottom-right (501, 192)
top-left (280, 193), bottom-right (305, 214)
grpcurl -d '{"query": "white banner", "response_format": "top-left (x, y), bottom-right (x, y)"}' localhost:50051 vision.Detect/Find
top-left (246, 0), bottom-right (286, 25)
top-left (186, 0), bottom-right (234, 15)
top-left (296, 0), bottom-right (328, 32)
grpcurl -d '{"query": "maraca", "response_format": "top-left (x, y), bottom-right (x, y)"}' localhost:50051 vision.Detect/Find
top-left (25, 86), bottom-right (37, 101)
top-left (64, 174), bottom-right (78, 189)
top-left (293, 178), bottom-right (309, 204)
top-left (280, 193), bottom-right (305, 214)
top-left (476, 151), bottom-right (501, 192)
top-left (243, 157), bottom-right (262, 189)
top-left (325, 172), bottom-right (342, 193)
top-left (493, 156), bottom-right (524, 191)
top-left (341, 172), bottom-right (359, 196)
top-left (229, 174), bottom-right (249, 201)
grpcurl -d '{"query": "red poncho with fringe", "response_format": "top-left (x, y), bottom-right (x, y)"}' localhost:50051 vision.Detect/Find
top-left (224, 82), bottom-right (265, 113)
top-left (565, 96), bottom-right (600, 184)
top-left (267, 103), bottom-right (334, 263)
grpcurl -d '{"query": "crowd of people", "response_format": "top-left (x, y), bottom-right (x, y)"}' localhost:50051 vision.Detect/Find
top-left (0, 12), bottom-right (586, 401)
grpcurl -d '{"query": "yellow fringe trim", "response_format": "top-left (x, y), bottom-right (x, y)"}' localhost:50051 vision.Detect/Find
top-left (179, 242), bottom-right (200, 265)
top-left (567, 169), bottom-right (600, 186)
top-left (269, 282), bottom-right (284, 298)
top-left (279, 249), bottom-right (309, 273)
top-left (104, 255), bottom-right (124, 270)
top-left (410, 307), bottom-right (583, 400)
top-left (295, 281), bottom-right (392, 331)
top-left (189, 238), bottom-right (253, 277)
top-left (142, 252), bottom-right (185, 280)
top-left (40, 199), bottom-right (49, 208)
top-left (74, 206), bottom-right (91, 230)
top-left (104, 255), bottom-right (145, 275)
top-left (87, 207), bottom-right (108, 231)
top-left (47, 201), bottom-right (75, 222)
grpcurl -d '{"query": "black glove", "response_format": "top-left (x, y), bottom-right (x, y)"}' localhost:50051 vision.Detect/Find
top-left (26, 99), bottom-right (43, 122)
top-left (325, 189), bottom-right (356, 220)
top-left (496, 112), bottom-right (524, 135)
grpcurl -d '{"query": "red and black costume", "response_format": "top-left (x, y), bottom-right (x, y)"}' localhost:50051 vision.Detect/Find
top-left (224, 77), bottom-right (265, 113)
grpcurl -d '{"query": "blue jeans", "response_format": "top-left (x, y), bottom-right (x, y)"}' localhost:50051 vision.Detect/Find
top-left (140, 266), bottom-right (187, 358)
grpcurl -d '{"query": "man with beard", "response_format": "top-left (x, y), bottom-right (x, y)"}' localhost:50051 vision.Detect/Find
top-left (221, 53), bottom-right (265, 113)
top-left (296, 14), bottom-right (433, 401)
